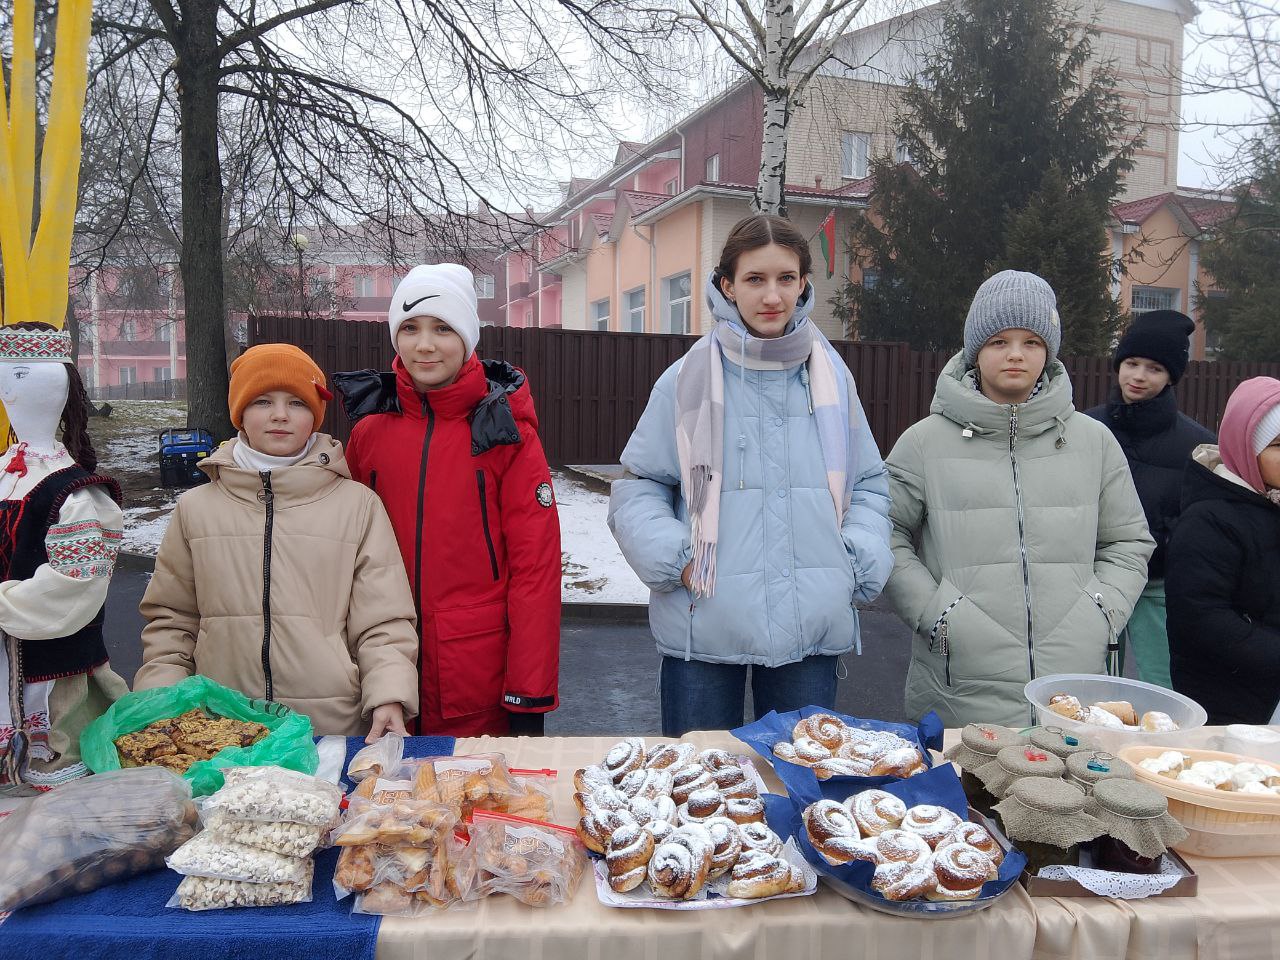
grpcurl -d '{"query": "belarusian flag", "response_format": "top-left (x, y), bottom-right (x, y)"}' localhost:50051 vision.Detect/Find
top-left (818, 210), bottom-right (836, 278)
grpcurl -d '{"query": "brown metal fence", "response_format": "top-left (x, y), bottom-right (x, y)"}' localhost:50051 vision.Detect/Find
top-left (249, 316), bottom-right (1280, 463)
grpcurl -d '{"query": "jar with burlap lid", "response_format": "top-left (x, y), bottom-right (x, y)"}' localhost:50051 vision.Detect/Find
top-left (994, 778), bottom-right (1104, 874)
top-left (976, 744), bottom-right (1067, 799)
top-left (1088, 778), bottom-right (1189, 874)
top-left (1065, 751), bottom-right (1136, 793)
top-left (945, 724), bottom-right (1029, 815)
top-left (1029, 726), bottom-right (1096, 762)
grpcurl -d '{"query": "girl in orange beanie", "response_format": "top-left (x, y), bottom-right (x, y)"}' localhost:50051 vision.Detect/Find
top-left (136, 344), bottom-right (420, 741)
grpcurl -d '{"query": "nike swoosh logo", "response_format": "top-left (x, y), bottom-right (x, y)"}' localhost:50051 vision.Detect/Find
top-left (402, 294), bottom-right (440, 311)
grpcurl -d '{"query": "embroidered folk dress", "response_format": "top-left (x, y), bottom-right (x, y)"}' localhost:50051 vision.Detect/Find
top-left (0, 442), bottom-right (127, 787)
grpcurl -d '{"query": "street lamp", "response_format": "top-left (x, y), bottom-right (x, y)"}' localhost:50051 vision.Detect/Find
top-left (290, 232), bottom-right (309, 317)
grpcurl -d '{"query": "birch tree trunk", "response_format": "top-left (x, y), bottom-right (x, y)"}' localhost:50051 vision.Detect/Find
top-left (754, 0), bottom-right (796, 217)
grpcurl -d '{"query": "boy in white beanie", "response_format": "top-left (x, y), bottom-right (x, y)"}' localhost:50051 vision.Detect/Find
top-left (883, 270), bottom-right (1152, 728)
top-left (335, 263), bottom-right (562, 738)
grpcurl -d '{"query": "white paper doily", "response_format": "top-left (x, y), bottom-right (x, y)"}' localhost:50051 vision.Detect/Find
top-left (1037, 856), bottom-right (1183, 899)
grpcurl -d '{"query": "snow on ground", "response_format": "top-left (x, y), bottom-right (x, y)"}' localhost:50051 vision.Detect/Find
top-left (121, 497), bottom-right (179, 556)
top-left (552, 469), bottom-right (648, 605)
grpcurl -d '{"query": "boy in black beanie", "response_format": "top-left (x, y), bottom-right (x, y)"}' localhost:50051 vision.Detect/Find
top-left (1085, 310), bottom-right (1215, 687)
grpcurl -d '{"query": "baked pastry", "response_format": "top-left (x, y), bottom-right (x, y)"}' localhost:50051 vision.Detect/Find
top-left (772, 741), bottom-right (800, 763)
top-left (872, 828), bottom-right (932, 866)
top-left (1079, 705), bottom-right (1125, 730)
top-left (813, 758), bottom-right (872, 780)
top-left (703, 816), bottom-right (743, 879)
top-left (940, 822), bottom-right (1003, 866)
top-left (794, 713), bottom-right (848, 751)
top-left (793, 737), bottom-right (835, 764)
top-left (724, 796), bottom-right (766, 825)
top-left (603, 738), bottom-right (647, 784)
top-left (617, 767), bottom-right (673, 802)
top-left (1046, 693), bottom-right (1085, 721)
top-left (1140, 711), bottom-right (1178, 732)
top-left (644, 819), bottom-right (676, 844)
top-left (847, 789), bottom-right (907, 837)
top-left (573, 765), bottom-right (614, 794)
top-left (647, 824), bottom-right (713, 899)
top-left (1094, 701), bottom-right (1138, 727)
top-left (871, 860), bottom-right (936, 901)
top-left (670, 764), bottom-right (715, 804)
top-left (578, 800), bottom-right (635, 854)
top-left (900, 805), bottom-right (962, 849)
top-left (803, 799), bottom-right (865, 865)
top-left (334, 845), bottom-right (377, 893)
top-left (738, 821), bottom-right (784, 858)
top-left (871, 747), bottom-right (928, 779)
top-left (697, 748), bottom-right (739, 773)
top-left (726, 849), bottom-right (806, 899)
top-left (929, 842), bottom-right (996, 900)
top-left (645, 742), bottom-right (696, 771)
top-left (605, 821), bottom-right (655, 893)
top-left (678, 788), bottom-right (727, 825)
top-left (1138, 751), bottom-right (1185, 778)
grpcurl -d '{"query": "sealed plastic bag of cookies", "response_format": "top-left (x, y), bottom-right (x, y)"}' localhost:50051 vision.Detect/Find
top-left (345, 732), bottom-right (405, 784)
top-left (201, 766), bottom-right (343, 827)
top-left (465, 811), bottom-right (587, 907)
top-left (405, 754), bottom-right (517, 816)
top-left (331, 797), bottom-right (458, 848)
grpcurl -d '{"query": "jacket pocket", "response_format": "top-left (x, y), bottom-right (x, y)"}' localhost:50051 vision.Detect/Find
top-left (1084, 587), bottom-right (1119, 675)
top-left (434, 600), bottom-right (507, 720)
top-left (927, 596), bottom-right (963, 688)
top-left (475, 470), bottom-right (500, 581)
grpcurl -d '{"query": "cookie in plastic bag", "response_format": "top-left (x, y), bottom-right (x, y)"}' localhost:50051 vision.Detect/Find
top-left (466, 811), bottom-right (587, 906)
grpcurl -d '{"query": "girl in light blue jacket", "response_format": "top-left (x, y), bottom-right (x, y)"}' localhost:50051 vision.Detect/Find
top-left (608, 215), bottom-right (893, 736)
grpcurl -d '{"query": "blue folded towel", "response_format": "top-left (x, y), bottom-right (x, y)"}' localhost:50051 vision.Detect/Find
top-left (0, 736), bottom-right (456, 960)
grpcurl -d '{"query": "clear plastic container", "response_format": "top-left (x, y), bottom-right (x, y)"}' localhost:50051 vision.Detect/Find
top-left (1023, 675), bottom-right (1207, 752)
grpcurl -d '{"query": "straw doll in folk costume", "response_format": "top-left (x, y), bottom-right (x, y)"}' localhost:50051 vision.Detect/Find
top-left (0, 325), bottom-right (127, 787)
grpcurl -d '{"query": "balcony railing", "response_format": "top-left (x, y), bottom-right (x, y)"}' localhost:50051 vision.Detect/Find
top-left (95, 340), bottom-right (186, 356)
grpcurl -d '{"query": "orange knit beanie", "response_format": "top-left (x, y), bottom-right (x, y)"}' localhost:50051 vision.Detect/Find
top-left (228, 343), bottom-right (331, 429)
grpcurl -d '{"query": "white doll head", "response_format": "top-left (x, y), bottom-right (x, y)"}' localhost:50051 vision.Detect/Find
top-left (0, 324), bottom-right (96, 468)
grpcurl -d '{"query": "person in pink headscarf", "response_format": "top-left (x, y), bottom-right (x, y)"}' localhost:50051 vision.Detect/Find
top-left (1165, 377), bottom-right (1280, 724)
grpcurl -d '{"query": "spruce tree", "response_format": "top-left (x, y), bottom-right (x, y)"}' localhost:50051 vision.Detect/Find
top-left (845, 0), bottom-right (1135, 352)
top-left (1199, 123), bottom-right (1280, 361)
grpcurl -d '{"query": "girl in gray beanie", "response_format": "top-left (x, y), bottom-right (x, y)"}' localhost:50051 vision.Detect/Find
top-left (882, 270), bottom-right (1153, 728)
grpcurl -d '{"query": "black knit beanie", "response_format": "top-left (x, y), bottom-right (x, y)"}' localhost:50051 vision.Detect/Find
top-left (1113, 310), bottom-right (1195, 384)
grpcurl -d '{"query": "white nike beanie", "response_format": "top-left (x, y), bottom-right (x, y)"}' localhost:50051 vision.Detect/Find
top-left (388, 263), bottom-right (481, 358)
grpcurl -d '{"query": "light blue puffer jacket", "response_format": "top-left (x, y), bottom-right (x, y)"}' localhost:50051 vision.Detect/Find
top-left (608, 286), bottom-right (893, 667)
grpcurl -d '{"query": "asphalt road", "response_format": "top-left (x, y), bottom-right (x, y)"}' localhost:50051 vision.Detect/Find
top-left (104, 553), bottom-right (915, 737)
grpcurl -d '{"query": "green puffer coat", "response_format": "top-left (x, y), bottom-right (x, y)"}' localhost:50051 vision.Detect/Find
top-left (885, 353), bottom-right (1154, 728)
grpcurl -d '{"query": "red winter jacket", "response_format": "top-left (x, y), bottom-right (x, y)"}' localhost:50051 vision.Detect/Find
top-left (340, 354), bottom-right (560, 736)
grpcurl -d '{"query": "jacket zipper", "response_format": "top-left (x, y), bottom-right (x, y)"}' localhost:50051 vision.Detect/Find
top-left (928, 619), bottom-right (952, 686)
top-left (475, 470), bottom-right (500, 581)
top-left (259, 471), bottom-right (276, 702)
top-left (413, 396), bottom-right (436, 647)
top-left (1089, 591), bottom-right (1120, 675)
top-left (1009, 407), bottom-right (1036, 713)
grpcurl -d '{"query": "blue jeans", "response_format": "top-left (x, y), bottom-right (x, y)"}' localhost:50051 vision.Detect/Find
top-left (659, 655), bottom-right (839, 737)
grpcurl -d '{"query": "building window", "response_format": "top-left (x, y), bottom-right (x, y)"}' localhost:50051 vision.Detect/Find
top-left (153, 366), bottom-right (171, 382)
top-left (665, 177), bottom-right (679, 195)
top-left (862, 269), bottom-right (880, 290)
top-left (476, 274), bottom-right (496, 300)
top-left (120, 319), bottom-right (137, 341)
top-left (119, 367), bottom-right (136, 386)
top-left (894, 138), bottom-right (912, 165)
top-left (591, 298), bottom-right (610, 332)
top-left (841, 131), bottom-right (871, 179)
top-left (705, 154), bottom-right (720, 182)
top-left (353, 274), bottom-right (376, 298)
top-left (624, 287), bottom-right (646, 332)
top-left (1131, 286), bottom-right (1179, 315)
top-left (663, 273), bottom-right (692, 334)
top-left (79, 367), bottom-right (94, 389)
top-left (156, 321), bottom-right (172, 342)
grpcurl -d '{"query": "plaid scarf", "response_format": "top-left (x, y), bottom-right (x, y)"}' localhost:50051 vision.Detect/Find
top-left (674, 274), bottom-right (861, 598)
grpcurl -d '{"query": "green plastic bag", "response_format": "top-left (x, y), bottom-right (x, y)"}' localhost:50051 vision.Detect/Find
top-left (81, 675), bottom-right (318, 796)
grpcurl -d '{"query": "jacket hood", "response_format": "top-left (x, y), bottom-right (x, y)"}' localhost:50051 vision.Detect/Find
top-left (200, 433), bottom-right (351, 507)
top-left (1183, 443), bottom-right (1275, 511)
top-left (930, 350), bottom-right (1074, 441)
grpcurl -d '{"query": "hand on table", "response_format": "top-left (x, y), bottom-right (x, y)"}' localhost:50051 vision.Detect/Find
top-left (366, 703), bottom-right (407, 743)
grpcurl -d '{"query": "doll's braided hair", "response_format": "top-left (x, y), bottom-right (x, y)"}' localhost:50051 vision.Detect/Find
top-left (4, 321), bottom-right (97, 471)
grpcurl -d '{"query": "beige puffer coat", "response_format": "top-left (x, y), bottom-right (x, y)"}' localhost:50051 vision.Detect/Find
top-left (135, 435), bottom-right (419, 736)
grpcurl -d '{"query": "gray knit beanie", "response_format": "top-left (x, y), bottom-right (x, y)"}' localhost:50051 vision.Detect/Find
top-left (962, 270), bottom-right (1062, 368)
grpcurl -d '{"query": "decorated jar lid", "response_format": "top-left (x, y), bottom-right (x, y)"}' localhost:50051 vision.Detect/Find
top-left (1065, 751), bottom-right (1136, 791)
top-left (945, 723), bottom-right (1028, 771)
top-left (1089, 778), bottom-right (1188, 858)
top-left (994, 778), bottom-right (1105, 847)
top-left (979, 744), bottom-right (1067, 798)
top-left (1029, 726), bottom-right (1096, 760)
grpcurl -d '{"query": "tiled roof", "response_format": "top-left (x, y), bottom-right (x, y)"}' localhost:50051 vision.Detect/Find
top-left (1112, 192), bottom-right (1174, 226)
top-left (590, 213), bottom-right (614, 236)
top-left (621, 190), bottom-right (673, 216)
top-left (1178, 194), bottom-right (1236, 231)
